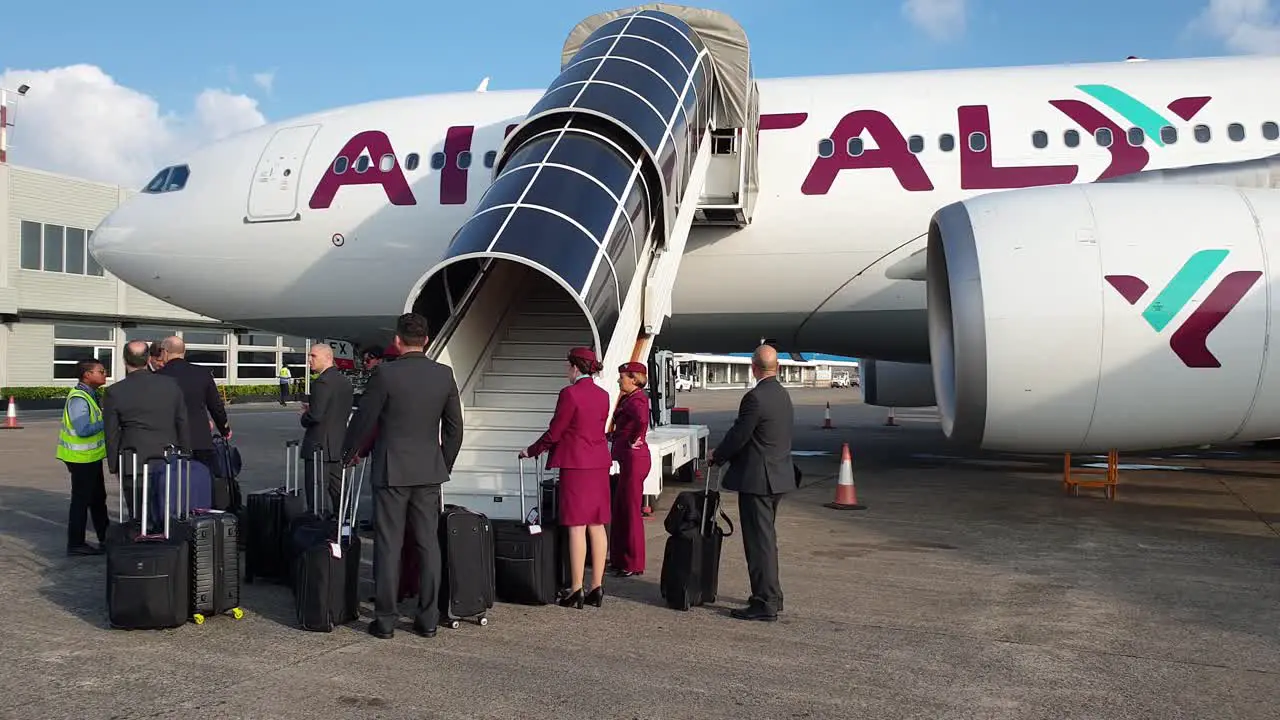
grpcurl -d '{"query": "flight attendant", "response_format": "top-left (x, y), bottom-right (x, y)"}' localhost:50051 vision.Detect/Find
top-left (519, 347), bottom-right (612, 609)
top-left (608, 362), bottom-right (651, 577)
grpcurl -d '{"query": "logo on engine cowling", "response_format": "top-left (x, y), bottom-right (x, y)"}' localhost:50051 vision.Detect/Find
top-left (1104, 249), bottom-right (1261, 369)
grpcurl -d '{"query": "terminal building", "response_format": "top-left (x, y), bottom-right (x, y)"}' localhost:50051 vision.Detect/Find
top-left (0, 162), bottom-right (309, 389)
top-left (673, 352), bottom-right (860, 390)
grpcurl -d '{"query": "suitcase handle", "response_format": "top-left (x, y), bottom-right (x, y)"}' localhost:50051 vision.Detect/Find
top-left (517, 457), bottom-right (546, 525)
top-left (118, 448), bottom-right (139, 524)
top-left (284, 439), bottom-right (300, 495)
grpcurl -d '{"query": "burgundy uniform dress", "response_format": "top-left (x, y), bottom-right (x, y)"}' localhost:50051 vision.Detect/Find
top-left (526, 375), bottom-right (613, 526)
top-left (608, 386), bottom-right (651, 574)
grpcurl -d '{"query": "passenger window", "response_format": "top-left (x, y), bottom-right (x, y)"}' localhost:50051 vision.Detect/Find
top-left (1031, 130), bottom-right (1048, 149)
top-left (968, 132), bottom-right (987, 153)
top-left (1095, 128), bottom-right (1112, 147)
top-left (1160, 126), bottom-right (1178, 144)
top-left (378, 153), bottom-right (396, 172)
top-left (938, 133), bottom-right (955, 152)
top-left (165, 165), bottom-right (190, 191)
top-left (1264, 121), bottom-right (1279, 141)
top-left (1194, 124), bottom-right (1211, 143)
top-left (144, 168), bottom-right (170, 193)
top-left (405, 153), bottom-right (420, 171)
top-left (847, 137), bottom-right (864, 157)
top-left (817, 138), bottom-right (834, 158)
top-left (1064, 129), bottom-right (1080, 148)
top-left (332, 157), bottom-right (349, 174)
top-left (354, 155), bottom-right (370, 174)
top-left (1228, 122), bottom-right (1245, 141)
top-left (457, 151), bottom-right (472, 169)
top-left (483, 150), bottom-right (497, 168)
top-left (1127, 127), bottom-right (1145, 147)
top-left (908, 135), bottom-right (924, 154)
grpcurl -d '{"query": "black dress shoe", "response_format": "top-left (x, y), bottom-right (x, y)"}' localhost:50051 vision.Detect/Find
top-left (67, 544), bottom-right (104, 557)
top-left (610, 568), bottom-right (642, 578)
top-left (585, 585), bottom-right (604, 607)
top-left (411, 622), bottom-right (437, 638)
top-left (730, 603), bottom-right (777, 622)
top-left (367, 623), bottom-right (394, 640)
top-left (558, 588), bottom-right (584, 609)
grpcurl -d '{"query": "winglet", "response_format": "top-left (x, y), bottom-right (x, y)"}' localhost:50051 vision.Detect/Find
top-left (475, 77), bottom-right (490, 93)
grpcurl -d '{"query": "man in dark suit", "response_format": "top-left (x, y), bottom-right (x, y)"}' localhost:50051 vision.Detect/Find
top-left (104, 341), bottom-right (191, 519)
top-left (300, 343), bottom-right (354, 514)
top-left (343, 312), bottom-right (463, 640)
top-left (157, 335), bottom-right (230, 468)
top-left (709, 344), bottom-right (796, 622)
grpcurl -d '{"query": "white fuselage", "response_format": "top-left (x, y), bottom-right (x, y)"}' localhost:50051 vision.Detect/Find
top-left (89, 55), bottom-right (1280, 360)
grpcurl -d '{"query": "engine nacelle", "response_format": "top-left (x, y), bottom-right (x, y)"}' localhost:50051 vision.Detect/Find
top-left (860, 359), bottom-right (935, 407)
top-left (927, 182), bottom-right (1280, 452)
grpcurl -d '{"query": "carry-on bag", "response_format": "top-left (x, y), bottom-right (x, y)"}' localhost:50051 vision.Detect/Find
top-left (492, 458), bottom-right (559, 605)
top-left (210, 433), bottom-right (244, 514)
top-left (106, 448), bottom-right (191, 630)
top-left (292, 449), bottom-right (364, 632)
top-left (437, 483), bottom-right (495, 628)
top-left (244, 440), bottom-right (307, 584)
top-left (148, 452), bottom-right (213, 519)
top-left (174, 448), bottom-right (244, 625)
top-left (659, 466), bottom-right (734, 610)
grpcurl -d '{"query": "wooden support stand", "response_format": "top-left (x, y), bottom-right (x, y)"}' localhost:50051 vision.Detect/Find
top-left (1062, 450), bottom-right (1119, 500)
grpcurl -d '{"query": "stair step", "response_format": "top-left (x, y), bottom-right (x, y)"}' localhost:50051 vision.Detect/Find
top-left (494, 341), bottom-right (577, 360)
top-left (456, 446), bottom-right (531, 469)
top-left (510, 313), bottom-right (587, 330)
top-left (480, 373), bottom-right (568, 392)
top-left (489, 357), bottom-right (567, 375)
top-left (462, 408), bottom-right (551, 429)
top-left (473, 389), bottom-right (559, 410)
top-left (517, 298), bottom-right (579, 314)
top-left (462, 426), bottom-right (545, 447)
top-left (506, 326), bottom-right (594, 344)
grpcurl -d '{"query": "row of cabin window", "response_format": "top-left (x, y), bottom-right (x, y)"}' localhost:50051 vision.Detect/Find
top-left (817, 121), bottom-right (1280, 159)
top-left (331, 149), bottom-right (501, 175)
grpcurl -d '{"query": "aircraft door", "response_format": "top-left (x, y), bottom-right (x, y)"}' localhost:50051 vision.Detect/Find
top-left (246, 124), bottom-right (321, 223)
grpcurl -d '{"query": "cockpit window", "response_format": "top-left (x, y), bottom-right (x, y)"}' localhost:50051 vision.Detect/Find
top-left (141, 164), bottom-right (190, 193)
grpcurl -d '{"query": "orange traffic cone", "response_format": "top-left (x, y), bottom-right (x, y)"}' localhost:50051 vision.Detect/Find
top-left (822, 402), bottom-right (834, 429)
top-left (0, 396), bottom-right (22, 430)
top-left (884, 408), bottom-right (898, 427)
top-left (824, 443), bottom-right (865, 510)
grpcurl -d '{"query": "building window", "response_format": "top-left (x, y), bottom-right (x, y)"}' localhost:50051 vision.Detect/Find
top-left (1064, 129), bottom-right (1080, 148)
top-left (1031, 130), bottom-right (1048, 149)
top-left (237, 350), bottom-right (279, 379)
top-left (282, 351), bottom-right (307, 379)
top-left (18, 221), bottom-right (106, 276)
top-left (1161, 126), bottom-right (1178, 144)
top-left (125, 326), bottom-right (179, 342)
top-left (239, 333), bottom-right (278, 347)
top-left (186, 349), bottom-right (227, 379)
top-left (183, 330), bottom-right (227, 345)
top-left (53, 324), bottom-right (115, 381)
top-left (1228, 122), bottom-right (1245, 142)
top-left (56, 324), bottom-right (113, 342)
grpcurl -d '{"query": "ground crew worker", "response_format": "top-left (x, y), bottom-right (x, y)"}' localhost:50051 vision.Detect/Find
top-left (278, 364), bottom-right (292, 405)
top-left (57, 358), bottom-right (110, 556)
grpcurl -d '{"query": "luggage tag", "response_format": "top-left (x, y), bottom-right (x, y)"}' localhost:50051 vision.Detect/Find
top-left (525, 508), bottom-right (541, 534)
top-left (329, 541), bottom-right (343, 558)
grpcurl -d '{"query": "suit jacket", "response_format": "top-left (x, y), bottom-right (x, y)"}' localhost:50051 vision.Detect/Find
top-left (608, 388), bottom-right (650, 461)
top-left (301, 366), bottom-right (353, 462)
top-left (104, 370), bottom-right (191, 474)
top-left (158, 358), bottom-right (229, 451)
top-left (527, 376), bottom-right (612, 470)
top-left (713, 375), bottom-right (796, 495)
top-left (342, 351), bottom-right (463, 488)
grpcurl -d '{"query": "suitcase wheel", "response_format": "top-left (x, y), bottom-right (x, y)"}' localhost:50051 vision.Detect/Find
top-left (477, 616), bottom-right (489, 627)
top-left (230, 607), bottom-right (245, 620)
top-left (443, 617), bottom-right (461, 630)
top-left (192, 614), bottom-right (206, 625)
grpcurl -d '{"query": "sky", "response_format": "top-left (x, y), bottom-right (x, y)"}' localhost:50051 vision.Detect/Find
top-left (0, 0), bottom-right (1277, 187)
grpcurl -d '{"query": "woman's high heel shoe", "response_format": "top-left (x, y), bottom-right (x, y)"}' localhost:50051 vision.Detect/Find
top-left (585, 585), bottom-right (604, 607)
top-left (559, 588), bottom-right (584, 609)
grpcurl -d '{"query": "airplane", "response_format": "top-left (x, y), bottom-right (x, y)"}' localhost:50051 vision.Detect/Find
top-left (87, 5), bottom-right (1280, 470)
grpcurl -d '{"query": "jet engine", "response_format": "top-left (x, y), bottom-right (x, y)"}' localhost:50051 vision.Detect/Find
top-left (926, 182), bottom-right (1280, 452)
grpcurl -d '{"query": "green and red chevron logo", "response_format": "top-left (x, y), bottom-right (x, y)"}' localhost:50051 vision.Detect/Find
top-left (1105, 249), bottom-right (1261, 368)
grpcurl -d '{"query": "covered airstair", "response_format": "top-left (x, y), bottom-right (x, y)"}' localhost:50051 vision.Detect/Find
top-left (405, 5), bottom-right (759, 517)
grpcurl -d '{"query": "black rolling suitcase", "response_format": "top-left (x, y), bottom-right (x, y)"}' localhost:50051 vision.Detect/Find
top-left (244, 439), bottom-right (307, 584)
top-left (492, 459), bottom-right (558, 605)
top-left (210, 433), bottom-right (244, 515)
top-left (659, 467), bottom-right (734, 610)
top-left (172, 448), bottom-right (243, 625)
top-left (438, 489), bottom-right (495, 628)
top-left (292, 451), bottom-right (365, 632)
top-left (106, 448), bottom-right (191, 630)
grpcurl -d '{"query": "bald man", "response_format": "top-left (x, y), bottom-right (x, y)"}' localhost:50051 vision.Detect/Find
top-left (158, 335), bottom-right (230, 469)
top-left (709, 344), bottom-right (796, 622)
top-left (300, 342), bottom-right (354, 513)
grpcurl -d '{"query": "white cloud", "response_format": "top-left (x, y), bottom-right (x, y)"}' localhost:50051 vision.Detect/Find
top-left (251, 70), bottom-right (275, 95)
top-left (0, 64), bottom-right (267, 187)
top-left (902, 0), bottom-right (967, 41)
top-left (1193, 0), bottom-right (1280, 53)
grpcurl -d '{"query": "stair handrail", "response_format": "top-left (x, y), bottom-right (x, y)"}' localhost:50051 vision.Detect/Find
top-left (426, 259), bottom-right (494, 360)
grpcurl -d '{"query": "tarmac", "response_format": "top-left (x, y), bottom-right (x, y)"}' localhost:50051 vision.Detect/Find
top-left (1, 387), bottom-right (1278, 719)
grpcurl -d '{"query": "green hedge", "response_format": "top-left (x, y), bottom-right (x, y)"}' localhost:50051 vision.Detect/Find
top-left (0, 384), bottom-right (284, 401)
